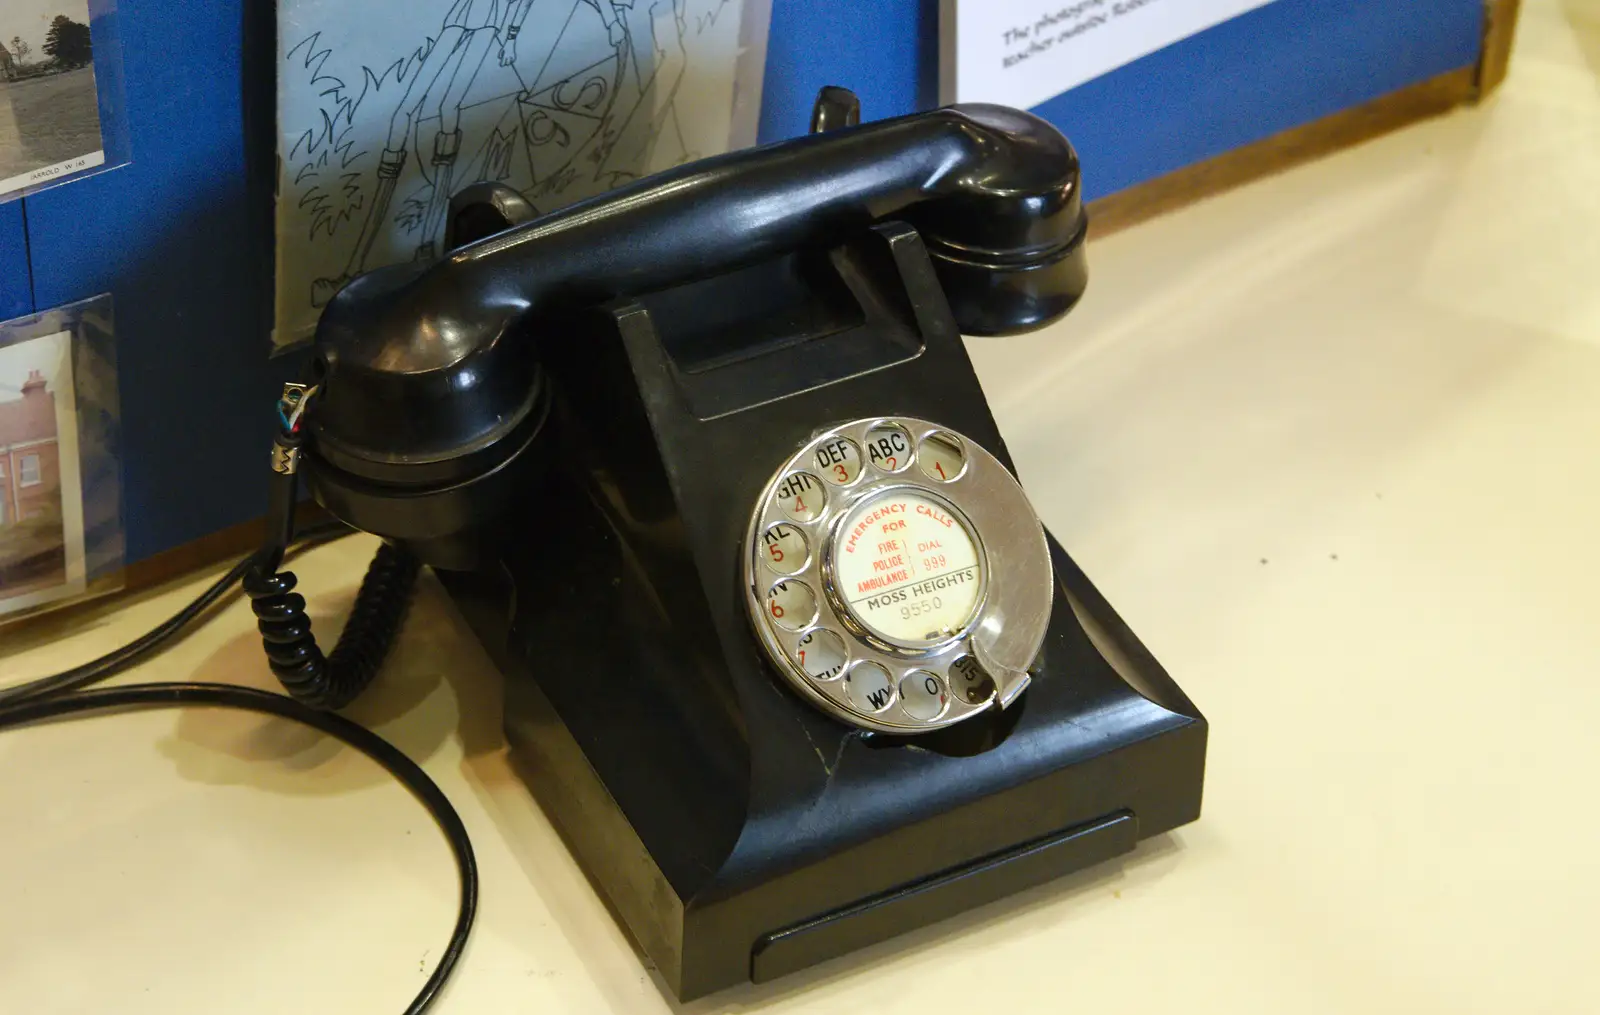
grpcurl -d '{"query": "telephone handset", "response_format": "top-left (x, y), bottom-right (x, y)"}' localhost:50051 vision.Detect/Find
top-left (291, 94), bottom-right (1084, 728)
top-left (745, 417), bottom-right (1050, 733)
top-left (255, 88), bottom-right (1205, 999)
top-left (300, 99), bottom-right (1084, 553)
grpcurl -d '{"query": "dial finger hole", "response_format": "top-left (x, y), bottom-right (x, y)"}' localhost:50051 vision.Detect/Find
top-left (813, 436), bottom-right (863, 486)
top-left (766, 579), bottom-right (817, 632)
top-left (794, 628), bottom-right (847, 681)
top-left (899, 671), bottom-right (949, 722)
top-left (918, 431), bottom-right (967, 483)
top-left (863, 424), bottom-right (913, 474)
top-left (775, 471), bottom-right (825, 522)
top-left (760, 522), bottom-right (809, 575)
top-left (846, 662), bottom-right (896, 714)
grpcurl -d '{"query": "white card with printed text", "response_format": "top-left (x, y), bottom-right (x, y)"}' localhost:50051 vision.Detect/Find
top-left (941, 0), bottom-right (1279, 108)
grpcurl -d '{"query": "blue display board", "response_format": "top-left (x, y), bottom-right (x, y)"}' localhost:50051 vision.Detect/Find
top-left (9, 0), bottom-right (1486, 566)
top-left (21, 0), bottom-right (287, 563)
top-left (0, 202), bottom-right (28, 321)
top-left (758, 0), bottom-right (1483, 200)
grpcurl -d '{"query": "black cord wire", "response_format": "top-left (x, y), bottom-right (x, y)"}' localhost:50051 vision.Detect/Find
top-left (0, 516), bottom-right (478, 1013)
top-left (0, 682), bottom-right (477, 1015)
top-left (0, 518), bottom-right (352, 707)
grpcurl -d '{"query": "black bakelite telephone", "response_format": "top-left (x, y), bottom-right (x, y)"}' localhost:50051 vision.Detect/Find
top-left (247, 88), bottom-right (1206, 1000)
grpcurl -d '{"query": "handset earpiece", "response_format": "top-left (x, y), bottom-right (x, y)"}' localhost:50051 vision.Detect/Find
top-left (303, 181), bottom-right (554, 571)
top-left (901, 103), bottom-right (1089, 336)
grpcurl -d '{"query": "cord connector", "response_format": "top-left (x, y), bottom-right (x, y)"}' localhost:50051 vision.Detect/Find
top-left (277, 381), bottom-right (318, 434)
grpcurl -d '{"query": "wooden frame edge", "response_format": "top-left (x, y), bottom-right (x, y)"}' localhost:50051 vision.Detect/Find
top-left (1086, 64), bottom-right (1479, 239)
top-left (0, 506), bottom-right (331, 646)
top-left (1475, 0), bottom-right (1523, 98)
top-left (1088, 0), bottom-right (1525, 239)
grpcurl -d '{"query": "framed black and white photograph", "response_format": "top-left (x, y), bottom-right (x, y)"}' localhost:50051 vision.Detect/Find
top-left (0, 0), bottom-right (105, 200)
top-left (0, 326), bottom-right (87, 616)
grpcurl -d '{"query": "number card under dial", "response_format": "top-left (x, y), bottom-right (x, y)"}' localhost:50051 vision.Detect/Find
top-left (743, 418), bottom-right (1054, 734)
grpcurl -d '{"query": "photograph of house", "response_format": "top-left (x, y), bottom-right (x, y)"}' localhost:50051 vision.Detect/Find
top-left (0, 329), bottom-right (84, 614)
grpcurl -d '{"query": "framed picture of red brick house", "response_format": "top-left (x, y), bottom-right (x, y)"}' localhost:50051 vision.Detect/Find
top-left (0, 326), bottom-right (87, 614)
top-left (0, 292), bottom-right (121, 620)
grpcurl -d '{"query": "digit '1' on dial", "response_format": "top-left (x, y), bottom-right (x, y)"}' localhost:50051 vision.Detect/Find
top-left (919, 432), bottom-right (967, 483)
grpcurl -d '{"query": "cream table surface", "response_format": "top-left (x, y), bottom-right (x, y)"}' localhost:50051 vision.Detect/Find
top-left (3, 3), bottom-right (1598, 1011)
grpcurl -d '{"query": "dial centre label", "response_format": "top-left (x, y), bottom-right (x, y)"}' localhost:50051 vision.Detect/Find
top-left (833, 488), bottom-right (983, 646)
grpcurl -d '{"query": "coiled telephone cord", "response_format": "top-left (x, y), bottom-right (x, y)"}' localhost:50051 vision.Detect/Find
top-left (242, 383), bottom-right (425, 712)
top-left (244, 539), bottom-right (421, 710)
top-left (0, 384), bottom-right (476, 1014)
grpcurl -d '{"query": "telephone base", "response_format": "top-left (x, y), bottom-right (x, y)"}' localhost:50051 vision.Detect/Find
top-left (441, 528), bottom-right (1205, 1000)
top-left (434, 217), bottom-right (1205, 1000)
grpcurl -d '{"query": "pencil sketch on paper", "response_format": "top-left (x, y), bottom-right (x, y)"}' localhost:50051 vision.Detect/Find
top-left (274, 0), bottom-right (761, 348)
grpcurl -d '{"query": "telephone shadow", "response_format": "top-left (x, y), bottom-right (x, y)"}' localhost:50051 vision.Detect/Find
top-left (163, 563), bottom-right (507, 794)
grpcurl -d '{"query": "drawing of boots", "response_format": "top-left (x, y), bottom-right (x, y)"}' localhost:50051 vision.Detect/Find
top-left (415, 128), bottom-right (463, 262)
top-left (311, 146), bottom-right (409, 307)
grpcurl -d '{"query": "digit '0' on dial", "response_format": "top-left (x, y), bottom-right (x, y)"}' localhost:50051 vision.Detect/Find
top-left (899, 671), bottom-right (949, 721)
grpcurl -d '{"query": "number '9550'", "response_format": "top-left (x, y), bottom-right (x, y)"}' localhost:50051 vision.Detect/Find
top-left (901, 596), bottom-right (943, 620)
